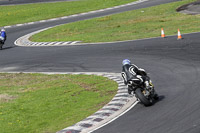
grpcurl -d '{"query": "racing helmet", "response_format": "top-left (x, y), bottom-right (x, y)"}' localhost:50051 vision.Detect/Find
top-left (1, 29), bottom-right (5, 32)
top-left (122, 59), bottom-right (131, 65)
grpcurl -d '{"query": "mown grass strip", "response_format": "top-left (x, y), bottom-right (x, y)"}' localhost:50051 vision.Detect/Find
top-left (31, 0), bottom-right (200, 43)
top-left (0, 73), bottom-right (117, 133)
top-left (0, 0), bottom-right (137, 27)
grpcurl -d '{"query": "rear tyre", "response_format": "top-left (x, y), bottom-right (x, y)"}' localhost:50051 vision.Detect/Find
top-left (0, 42), bottom-right (3, 50)
top-left (135, 88), bottom-right (153, 106)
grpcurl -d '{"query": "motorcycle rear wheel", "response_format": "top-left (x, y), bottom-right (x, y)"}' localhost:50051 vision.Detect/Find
top-left (135, 88), bottom-right (153, 106)
top-left (0, 42), bottom-right (3, 50)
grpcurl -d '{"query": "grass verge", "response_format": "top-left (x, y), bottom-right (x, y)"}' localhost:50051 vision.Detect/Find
top-left (0, 73), bottom-right (117, 133)
top-left (0, 0), bottom-right (137, 27)
top-left (31, 0), bottom-right (200, 43)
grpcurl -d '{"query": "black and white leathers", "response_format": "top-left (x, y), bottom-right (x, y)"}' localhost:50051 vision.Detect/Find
top-left (121, 64), bottom-right (148, 86)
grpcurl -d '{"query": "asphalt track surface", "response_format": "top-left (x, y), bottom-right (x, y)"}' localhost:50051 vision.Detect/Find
top-left (1, 0), bottom-right (200, 133)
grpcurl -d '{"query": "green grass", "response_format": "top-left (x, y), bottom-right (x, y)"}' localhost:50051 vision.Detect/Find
top-left (0, 0), bottom-right (137, 27)
top-left (31, 0), bottom-right (200, 43)
top-left (0, 73), bottom-right (117, 133)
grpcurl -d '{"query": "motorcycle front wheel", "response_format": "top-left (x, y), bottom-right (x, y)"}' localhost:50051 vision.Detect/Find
top-left (135, 88), bottom-right (153, 106)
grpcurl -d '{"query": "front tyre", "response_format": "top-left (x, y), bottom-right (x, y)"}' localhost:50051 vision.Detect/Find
top-left (135, 88), bottom-right (153, 106)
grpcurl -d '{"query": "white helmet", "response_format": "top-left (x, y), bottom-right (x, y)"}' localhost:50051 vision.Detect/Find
top-left (1, 29), bottom-right (5, 32)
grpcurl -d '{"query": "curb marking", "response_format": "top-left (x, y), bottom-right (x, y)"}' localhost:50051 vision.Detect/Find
top-left (13, 0), bottom-right (148, 47)
top-left (0, 71), bottom-right (137, 133)
top-left (55, 73), bottom-right (137, 133)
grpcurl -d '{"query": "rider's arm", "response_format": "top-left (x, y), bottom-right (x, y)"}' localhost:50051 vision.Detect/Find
top-left (121, 72), bottom-right (127, 85)
top-left (138, 68), bottom-right (147, 76)
top-left (132, 64), bottom-right (147, 76)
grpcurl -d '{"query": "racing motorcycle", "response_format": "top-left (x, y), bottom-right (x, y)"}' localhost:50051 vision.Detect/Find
top-left (0, 37), bottom-right (4, 50)
top-left (127, 77), bottom-right (158, 106)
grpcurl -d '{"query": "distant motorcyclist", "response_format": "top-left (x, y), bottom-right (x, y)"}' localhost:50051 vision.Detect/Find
top-left (121, 59), bottom-right (158, 99)
top-left (0, 28), bottom-right (6, 50)
top-left (0, 29), bottom-right (6, 43)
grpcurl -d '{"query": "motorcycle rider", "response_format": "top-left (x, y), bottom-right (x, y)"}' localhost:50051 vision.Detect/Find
top-left (0, 28), bottom-right (7, 50)
top-left (121, 59), bottom-right (158, 99)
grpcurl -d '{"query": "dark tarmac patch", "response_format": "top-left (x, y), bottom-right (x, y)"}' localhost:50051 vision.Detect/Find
top-left (177, 0), bottom-right (200, 15)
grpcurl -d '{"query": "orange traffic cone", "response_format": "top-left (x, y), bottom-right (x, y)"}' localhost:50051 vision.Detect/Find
top-left (161, 28), bottom-right (165, 38)
top-left (177, 29), bottom-right (182, 40)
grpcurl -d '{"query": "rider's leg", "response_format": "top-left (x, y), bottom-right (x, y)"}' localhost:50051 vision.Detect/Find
top-left (142, 76), bottom-right (159, 99)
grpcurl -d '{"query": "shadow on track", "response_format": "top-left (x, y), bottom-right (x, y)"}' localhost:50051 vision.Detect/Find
top-left (155, 95), bottom-right (165, 103)
top-left (0, 46), bottom-right (17, 50)
top-left (137, 95), bottom-right (165, 107)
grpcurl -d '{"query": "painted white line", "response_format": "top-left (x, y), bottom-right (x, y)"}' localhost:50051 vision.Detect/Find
top-left (115, 93), bottom-right (128, 96)
top-left (102, 105), bottom-right (121, 110)
top-left (39, 20), bottom-right (47, 23)
top-left (61, 126), bottom-right (83, 132)
top-left (87, 101), bottom-right (139, 133)
top-left (49, 18), bottom-right (58, 21)
top-left (87, 115), bottom-right (108, 120)
top-left (60, 16), bottom-right (68, 19)
top-left (112, 97), bottom-right (128, 101)
top-left (70, 14), bottom-right (78, 17)
top-left (117, 90), bottom-right (128, 93)
top-left (108, 100), bottom-right (127, 105)
top-left (16, 24), bottom-right (24, 27)
top-left (4, 26), bottom-right (12, 28)
top-left (13, 0), bottom-right (150, 47)
top-left (27, 22), bottom-right (35, 25)
top-left (96, 110), bottom-right (115, 114)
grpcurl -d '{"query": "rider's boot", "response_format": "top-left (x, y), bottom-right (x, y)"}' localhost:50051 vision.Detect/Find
top-left (145, 80), bottom-right (159, 100)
